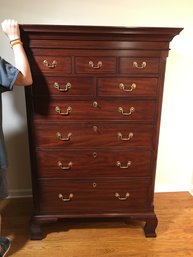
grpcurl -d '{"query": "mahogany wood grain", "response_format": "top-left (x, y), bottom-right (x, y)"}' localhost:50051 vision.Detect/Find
top-left (2, 192), bottom-right (192, 256)
top-left (33, 123), bottom-right (153, 148)
top-left (22, 25), bottom-right (183, 239)
top-left (36, 149), bottom-right (152, 178)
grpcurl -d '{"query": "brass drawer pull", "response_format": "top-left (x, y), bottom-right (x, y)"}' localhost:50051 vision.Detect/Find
top-left (56, 132), bottom-right (72, 141)
top-left (89, 61), bottom-right (102, 69)
top-left (54, 82), bottom-right (71, 92)
top-left (116, 161), bottom-right (131, 168)
top-left (57, 161), bottom-right (72, 170)
top-left (117, 132), bottom-right (133, 141)
top-left (115, 192), bottom-right (130, 201)
top-left (119, 83), bottom-right (136, 92)
top-left (43, 60), bottom-right (57, 69)
top-left (55, 106), bottom-right (72, 116)
top-left (58, 193), bottom-right (73, 202)
top-left (118, 106), bottom-right (135, 116)
top-left (133, 61), bottom-right (146, 69)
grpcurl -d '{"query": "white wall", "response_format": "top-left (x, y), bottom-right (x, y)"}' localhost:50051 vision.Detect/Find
top-left (0, 0), bottom-right (193, 197)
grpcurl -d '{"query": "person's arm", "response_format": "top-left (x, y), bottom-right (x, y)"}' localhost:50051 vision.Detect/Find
top-left (1, 19), bottom-right (32, 86)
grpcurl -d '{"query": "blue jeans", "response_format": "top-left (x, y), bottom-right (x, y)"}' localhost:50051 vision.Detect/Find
top-left (0, 169), bottom-right (8, 199)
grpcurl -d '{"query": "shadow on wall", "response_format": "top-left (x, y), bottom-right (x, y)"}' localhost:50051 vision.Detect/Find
top-left (5, 130), bottom-right (32, 197)
top-left (2, 86), bottom-right (32, 197)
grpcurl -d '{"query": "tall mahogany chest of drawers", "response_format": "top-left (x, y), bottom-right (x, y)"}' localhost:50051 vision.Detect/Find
top-left (21, 25), bottom-right (182, 239)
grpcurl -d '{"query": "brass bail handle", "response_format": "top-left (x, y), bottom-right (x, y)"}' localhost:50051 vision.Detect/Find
top-left (56, 132), bottom-right (72, 141)
top-left (43, 60), bottom-right (57, 69)
top-left (115, 192), bottom-right (130, 201)
top-left (89, 60), bottom-right (102, 69)
top-left (119, 83), bottom-right (136, 92)
top-left (55, 106), bottom-right (72, 116)
top-left (133, 61), bottom-right (146, 69)
top-left (58, 193), bottom-right (74, 202)
top-left (118, 106), bottom-right (135, 116)
top-left (57, 161), bottom-right (73, 170)
top-left (54, 82), bottom-right (71, 92)
top-left (116, 161), bottom-right (131, 169)
top-left (117, 132), bottom-right (133, 141)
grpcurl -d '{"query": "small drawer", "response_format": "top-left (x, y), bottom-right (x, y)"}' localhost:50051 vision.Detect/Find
top-left (39, 178), bottom-right (151, 214)
top-left (75, 57), bottom-right (116, 73)
top-left (36, 149), bottom-right (153, 178)
top-left (98, 77), bottom-right (158, 97)
top-left (32, 76), bottom-right (95, 97)
top-left (32, 56), bottom-right (72, 74)
top-left (119, 57), bottom-right (159, 74)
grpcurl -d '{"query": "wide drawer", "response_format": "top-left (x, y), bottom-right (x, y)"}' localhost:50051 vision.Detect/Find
top-left (31, 76), bottom-right (95, 97)
top-left (33, 99), bottom-right (156, 121)
top-left (36, 149), bottom-right (152, 178)
top-left (33, 123), bottom-right (153, 148)
top-left (119, 57), bottom-right (159, 74)
top-left (38, 178), bottom-right (151, 214)
top-left (97, 77), bottom-right (158, 97)
top-left (75, 57), bottom-right (116, 73)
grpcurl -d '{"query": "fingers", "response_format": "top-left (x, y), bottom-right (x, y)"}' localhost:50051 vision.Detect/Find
top-left (1, 19), bottom-right (20, 41)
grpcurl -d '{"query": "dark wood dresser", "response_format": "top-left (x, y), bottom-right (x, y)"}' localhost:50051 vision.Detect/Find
top-left (21, 25), bottom-right (182, 239)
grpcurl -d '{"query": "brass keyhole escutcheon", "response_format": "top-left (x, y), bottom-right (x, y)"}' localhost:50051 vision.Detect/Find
top-left (93, 101), bottom-right (98, 108)
top-left (93, 125), bottom-right (98, 132)
top-left (92, 152), bottom-right (97, 158)
top-left (93, 182), bottom-right (97, 188)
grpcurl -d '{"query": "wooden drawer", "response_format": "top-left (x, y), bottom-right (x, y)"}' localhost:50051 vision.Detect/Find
top-left (36, 149), bottom-right (152, 178)
top-left (97, 77), bottom-right (158, 97)
top-left (39, 178), bottom-right (151, 214)
top-left (119, 57), bottom-right (159, 74)
top-left (75, 57), bottom-right (116, 73)
top-left (33, 123), bottom-right (153, 148)
top-left (32, 56), bottom-right (72, 74)
top-left (31, 76), bottom-right (95, 97)
top-left (33, 99), bottom-right (156, 121)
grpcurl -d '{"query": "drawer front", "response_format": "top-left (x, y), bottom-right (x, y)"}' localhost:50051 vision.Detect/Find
top-left (32, 56), bottom-right (72, 74)
top-left (36, 150), bottom-right (152, 178)
top-left (32, 76), bottom-right (95, 97)
top-left (34, 123), bottom-right (153, 148)
top-left (75, 57), bottom-right (116, 73)
top-left (98, 78), bottom-right (158, 97)
top-left (33, 100), bottom-right (156, 121)
top-left (39, 179), bottom-right (151, 214)
top-left (119, 58), bottom-right (159, 74)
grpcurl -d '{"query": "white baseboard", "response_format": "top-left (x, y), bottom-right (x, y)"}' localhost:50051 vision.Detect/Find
top-left (155, 183), bottom-right (192, 195)
top-left (190, 185), bottom-right (193, 196)
top-left (8, 189), bottom-right (32, 198)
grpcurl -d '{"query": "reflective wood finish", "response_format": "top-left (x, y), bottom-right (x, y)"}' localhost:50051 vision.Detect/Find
top-left (21, 25), bottom-right (182, 239)
top-left (1, 192), bottom-right (193, 257)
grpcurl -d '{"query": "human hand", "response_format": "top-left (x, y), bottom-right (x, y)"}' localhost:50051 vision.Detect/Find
top-left (1, 19), bottom-right (20, 41)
